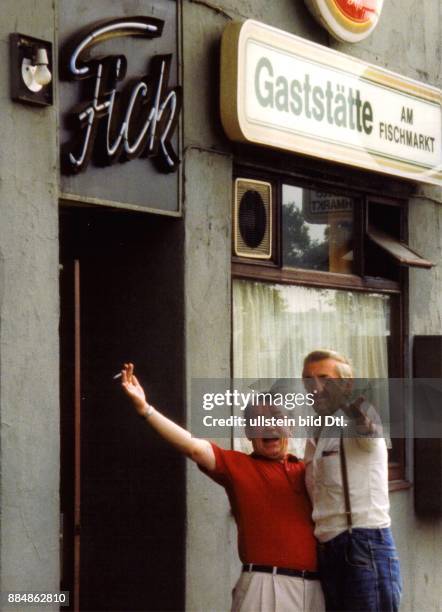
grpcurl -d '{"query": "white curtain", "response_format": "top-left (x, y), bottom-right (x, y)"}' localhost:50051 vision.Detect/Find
top-left (233, 280), bottom-right (390, 379)
top-left (233, 280), bottom-right (390, 453)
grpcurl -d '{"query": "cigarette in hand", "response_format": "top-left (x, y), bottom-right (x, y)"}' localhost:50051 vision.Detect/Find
top-left (113, 372), bottom-right (122, 380)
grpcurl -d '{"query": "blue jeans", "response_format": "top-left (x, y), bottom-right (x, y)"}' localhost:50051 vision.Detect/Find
top-left (318, 528), bottom-right (402, 612)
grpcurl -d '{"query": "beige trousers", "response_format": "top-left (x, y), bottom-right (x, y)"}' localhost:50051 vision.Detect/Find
top-left (231, 571), bottom-right (325, 612)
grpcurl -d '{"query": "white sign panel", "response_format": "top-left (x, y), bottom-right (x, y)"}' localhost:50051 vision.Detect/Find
top-left (221, 20), bottom-right (442, 186)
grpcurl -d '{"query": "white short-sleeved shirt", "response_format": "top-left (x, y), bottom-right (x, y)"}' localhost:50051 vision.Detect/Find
top-left (304, 421), bottom-right (391, 543)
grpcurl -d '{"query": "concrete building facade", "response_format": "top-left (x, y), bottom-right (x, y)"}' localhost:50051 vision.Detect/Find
top-left (0, 0), bottom-right (441, 610)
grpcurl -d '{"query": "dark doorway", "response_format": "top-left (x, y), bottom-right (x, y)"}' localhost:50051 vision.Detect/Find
top-left (60, 207), bottom-right (185, 611)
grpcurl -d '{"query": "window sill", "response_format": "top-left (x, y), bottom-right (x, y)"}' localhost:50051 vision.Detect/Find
top-left (232, 262), bottom-right (401, 293)
top-left (389, 480), bottom-right (412, 492)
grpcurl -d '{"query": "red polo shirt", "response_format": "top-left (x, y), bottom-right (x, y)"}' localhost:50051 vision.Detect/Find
top-left (200, 443), bottom-right (317, 571)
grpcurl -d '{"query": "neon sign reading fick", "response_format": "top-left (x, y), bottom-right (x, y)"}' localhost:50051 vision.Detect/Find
top-left (61, 17), bottom-right (182, 174)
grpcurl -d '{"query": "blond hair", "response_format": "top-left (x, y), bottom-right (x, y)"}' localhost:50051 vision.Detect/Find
top-left (302, 349), bottom-right (354, 378)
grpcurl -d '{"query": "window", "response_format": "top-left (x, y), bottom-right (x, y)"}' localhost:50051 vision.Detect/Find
top-left (282, 185), bottom-right (354, 274)
top-left (231, 172), bottom-right (423, 484)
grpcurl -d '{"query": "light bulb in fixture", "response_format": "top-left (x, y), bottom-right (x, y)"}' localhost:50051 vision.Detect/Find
top-left (34, 48), bottom-right (52, 86)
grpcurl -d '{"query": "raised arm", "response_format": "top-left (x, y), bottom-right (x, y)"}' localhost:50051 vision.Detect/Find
top-left (120, 363), bottom-right (215, 471)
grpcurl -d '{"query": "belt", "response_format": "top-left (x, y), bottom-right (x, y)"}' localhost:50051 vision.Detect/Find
top-left (242, 563), bottom-right (319, 580)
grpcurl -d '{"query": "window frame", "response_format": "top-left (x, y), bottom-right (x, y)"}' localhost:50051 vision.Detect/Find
top-left (232, 167), bottom-right (409, 486)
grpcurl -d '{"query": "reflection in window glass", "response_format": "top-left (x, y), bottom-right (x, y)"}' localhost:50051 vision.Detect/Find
top-left (282, 185), bottom-right (354, 273)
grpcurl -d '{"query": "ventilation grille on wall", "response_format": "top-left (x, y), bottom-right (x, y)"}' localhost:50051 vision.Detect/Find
top-left (233, 178), bottom-right (272, 259)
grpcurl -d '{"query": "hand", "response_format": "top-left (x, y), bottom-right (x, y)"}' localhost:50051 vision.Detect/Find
top-left (121, 362), bottom-right (148, 416)
top-left (343, 396), bottom-right (377, 435)
top-left (342, 395), bottom-right (366, 420)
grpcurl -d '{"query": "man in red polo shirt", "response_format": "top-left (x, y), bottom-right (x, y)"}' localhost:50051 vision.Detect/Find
top-left (120, 363), bottom-right (324, 612)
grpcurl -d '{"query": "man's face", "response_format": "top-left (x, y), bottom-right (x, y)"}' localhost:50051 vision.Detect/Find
top-left (303, 358), bottom-right (352, 416)
top-left (246, 404), bottom-right (289, 461)
top-left (251, 436), bottom-right (288, 461)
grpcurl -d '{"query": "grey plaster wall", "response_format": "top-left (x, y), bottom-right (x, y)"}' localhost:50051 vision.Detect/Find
top-left (182, 0), bottom-right (442, 610)
top-left (0, 0), bottom-right (59, 604)
top-left (183, 146), bottom-right (237, 611)
top-left (329, 0), bottom-right (441, 84)
top-left (405, 191), bottom-right (442, 612)
top-left (182, 8), bottom-right (237, 612)
top-left (409, 193), bottom-right (442, 336)
top-left (391, 490), bottom-right (442, 612)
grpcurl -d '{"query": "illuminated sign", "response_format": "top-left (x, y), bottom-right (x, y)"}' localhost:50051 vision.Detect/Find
top-left (61, 17), bottom-right (181, 175)
top-left (220, 20), bottom-right (442, 186)
top-left (304, 0), bottom-right (384, 43)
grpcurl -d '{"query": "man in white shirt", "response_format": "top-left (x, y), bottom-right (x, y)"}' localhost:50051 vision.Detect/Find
top-left (302, 349), bottom-right (402, 612)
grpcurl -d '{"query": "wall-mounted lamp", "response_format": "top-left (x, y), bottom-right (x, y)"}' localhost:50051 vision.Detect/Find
top-left (10, 34), bottom-right (53, 106)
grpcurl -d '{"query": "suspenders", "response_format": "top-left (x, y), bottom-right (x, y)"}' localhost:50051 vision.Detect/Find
top-left (339, 432), bottom-right (353, 533)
